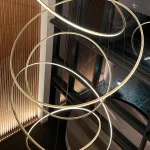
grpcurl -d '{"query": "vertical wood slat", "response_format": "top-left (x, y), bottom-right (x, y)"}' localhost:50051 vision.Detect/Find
top-left (0, 0), bottom-right (40, 138)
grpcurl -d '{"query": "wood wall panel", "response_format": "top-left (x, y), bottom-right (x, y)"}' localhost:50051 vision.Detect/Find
top-left (0, 0), bottom-right (40, 139)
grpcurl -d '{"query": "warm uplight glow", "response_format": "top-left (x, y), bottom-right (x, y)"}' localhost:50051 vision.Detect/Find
top-left (0, 0), bottom-right (39, 139)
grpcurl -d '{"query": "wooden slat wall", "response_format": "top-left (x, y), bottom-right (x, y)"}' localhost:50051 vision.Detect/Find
top-left (0, 0), bottom-right (40, 138)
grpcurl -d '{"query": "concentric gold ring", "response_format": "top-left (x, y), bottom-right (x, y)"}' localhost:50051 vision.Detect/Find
top-left (37, 0), bottom-right (126, 37)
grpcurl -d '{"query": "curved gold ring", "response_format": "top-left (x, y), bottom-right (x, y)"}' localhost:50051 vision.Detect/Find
top-left (131, 21), bottom-right (150, 56)
top-left (26, 107), bottom-right (101, 150)
top-left (37, 0), bottom-right (126, 37)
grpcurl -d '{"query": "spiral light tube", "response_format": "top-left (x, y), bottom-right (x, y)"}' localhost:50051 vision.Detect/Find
top-left (131, 21), bottom-right (150, 61)
top-left (10, 0), bottom-right (144, 149)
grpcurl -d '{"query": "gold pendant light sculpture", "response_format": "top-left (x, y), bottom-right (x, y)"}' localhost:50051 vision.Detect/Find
top-left (10, 0), bottom-right (144, 149)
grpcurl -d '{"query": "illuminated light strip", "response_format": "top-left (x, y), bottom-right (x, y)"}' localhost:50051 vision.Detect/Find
top-left (26, 108), bottom-right (101, 150)
top-left (0, 129), bottom-right (21, 143)
top-left (37, 0), bottom-right (126, 37)
top-left (131, 21), bottom-right (150, 56)
top-left (10, 62), bottom-right (111, 150)
top-left (51, 0), bottom-right (73, 8)
top-left (0, 117), bottom-right (38, 142)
